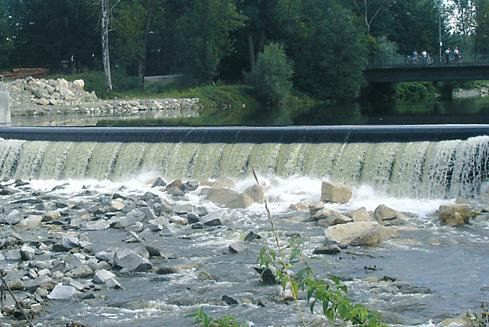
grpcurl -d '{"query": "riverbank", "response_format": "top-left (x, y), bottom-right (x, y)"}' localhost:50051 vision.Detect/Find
top-left (0, 175), bottom-right (486, 326)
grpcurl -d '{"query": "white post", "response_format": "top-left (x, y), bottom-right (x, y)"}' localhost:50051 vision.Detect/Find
top-left (0, 82), bottom-right (11, 125)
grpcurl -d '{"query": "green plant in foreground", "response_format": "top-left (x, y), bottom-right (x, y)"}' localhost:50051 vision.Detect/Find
top-left (253, 169), bottom-right (386, 327)
top-left (191, 308), bottom-right (246, 327)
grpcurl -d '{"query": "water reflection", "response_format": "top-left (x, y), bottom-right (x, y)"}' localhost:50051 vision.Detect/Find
top-left (10, 96), bottom-right (489, 126)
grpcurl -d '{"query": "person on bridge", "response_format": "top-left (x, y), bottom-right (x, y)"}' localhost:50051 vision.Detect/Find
top-left (444, 48), bottom-right (451, 64)
top-left (454, 47), bottom-right (461, 63)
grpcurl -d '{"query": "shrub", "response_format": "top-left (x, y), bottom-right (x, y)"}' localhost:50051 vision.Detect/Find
top-left (245, 42), bottom-right (293, 108)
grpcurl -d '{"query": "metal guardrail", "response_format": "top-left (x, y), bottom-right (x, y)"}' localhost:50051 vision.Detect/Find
top-left (368, 53), bottom-right (489, 68)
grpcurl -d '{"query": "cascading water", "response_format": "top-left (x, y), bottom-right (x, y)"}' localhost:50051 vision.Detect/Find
top-left (0, 135), bottom-right (488, 198)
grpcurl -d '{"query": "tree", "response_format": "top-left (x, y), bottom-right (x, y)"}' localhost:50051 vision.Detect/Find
top-left (352, 0), bottom-right (391, 34)
top-left (175, 0), bottom-right (245, 82)
top-left (280, 0), bottom-right (368, 101)
top-left (245, 42), bottom-right (293, 107)
top-left (113, 0), bottom-right (161, 90)
top-left (474, 0), bottom-right (489, 54)
top-left (0, 0), bottom-right (14, 69)
top-left (101, 0), bottom-right (112, 91)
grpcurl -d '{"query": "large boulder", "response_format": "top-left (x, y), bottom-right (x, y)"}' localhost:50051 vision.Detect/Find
top-left (437, 204), bottom-right (477, 226)
top-left (206, 188), bottom-right (254, 209)
top-left (373, 205), bottom-right (408, 226)
top-left (317, 210), bottom-right (352, 227)
top-left (16, 215), bottom-right (42, 230)
top-left (320, 182), bottom-right (352, 204)
top-left (243, 184), bottom-right (265, 204)
top-left (349, 207), bottom-right (374, 222)
top-left (324, 222), bottom-right (396, 247)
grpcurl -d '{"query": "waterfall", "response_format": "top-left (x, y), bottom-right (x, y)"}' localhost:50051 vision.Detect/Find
top-left (0, 136), bottom-right (488, 198)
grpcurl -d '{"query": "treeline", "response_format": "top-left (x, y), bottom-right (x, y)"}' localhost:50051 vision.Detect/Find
top-left (0, 0), bottom-right (489, 102)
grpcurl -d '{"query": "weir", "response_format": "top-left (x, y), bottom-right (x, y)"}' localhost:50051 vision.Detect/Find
top-left (0, 126), bottom-right (488, 199)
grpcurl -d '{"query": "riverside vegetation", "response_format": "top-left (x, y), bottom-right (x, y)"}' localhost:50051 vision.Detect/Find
top-left (3, 0), bottom-right (489, 112)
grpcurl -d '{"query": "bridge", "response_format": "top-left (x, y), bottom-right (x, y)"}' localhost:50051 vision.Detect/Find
top-left (364, 54), bottom-right (489, 83)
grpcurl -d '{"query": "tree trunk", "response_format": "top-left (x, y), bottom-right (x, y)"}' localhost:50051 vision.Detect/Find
top-left (101, 0), bottom-right (112, 91)
top-left (247, 34), bottom-right (256, 72)
top-left (138, 0), bottom-right (155, 91)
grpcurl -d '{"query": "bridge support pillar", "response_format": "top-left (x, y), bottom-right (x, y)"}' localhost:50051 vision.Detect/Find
top-left (0, 85), bottom-right (11, 125)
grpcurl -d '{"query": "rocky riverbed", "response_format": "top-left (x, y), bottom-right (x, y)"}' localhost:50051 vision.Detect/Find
top-left (0, 176), bottom-right (487, 326)
top-left (4, 78), bottom-right (200, 118)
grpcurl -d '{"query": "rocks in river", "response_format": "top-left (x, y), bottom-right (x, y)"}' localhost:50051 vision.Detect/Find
top-left (243, 184), bottom-right (265, 204)
top-left (244, 231), bottom-right (262, 242)
top-left (349, 207), bottom-right (374, 222)
top-left (437, 204), bottom-right (477, 226)
top-left (308, 202), bottom-right (324, 215)
top-left (16, 215), bottom-right (42, 230)
top-left (43, 210), bottom-right (62, 222)
top-left (84, 219), bottom-right (110, 231)
top-left (186, 212), bottom-right (200, 224)
top-left (93, 269), bottom-right (116, 284)
top-left (114, 248), bottom-right (152, 272)
top-left (289, 201), bottom-right (309, 212)
top-left (313, 244), bottom-right (341, 255)
top-left (253, 267), bottom-right (277, 285)
top-left (206, 188), bottom-right (254, 209)
top-left (228, 243), bottom-right (247, 254)
top-left (20, 244), bottom-right (36, 261)
top-left (151, 177), bottom-right (167, 188)
top-left (47, 283), bottom-right (78, 300)
top-left (316, 210), bottom-right (352, 227)
top-left (3, 209), bottom-right (22, 225)
top-left (320, 181), bottom-right (352, 204)
top-left (173, 203), bottom-right (194, 214)
top-left (373, 204), bottom-right (409, 226)
top-left (111, 200), bottom-right (125, 211)
top-left (222, 295), bottom-right (239, 305)
top-left (324, 222), bottom-right (397, 247)
top-left (208, 177), bottom-right (235, 189)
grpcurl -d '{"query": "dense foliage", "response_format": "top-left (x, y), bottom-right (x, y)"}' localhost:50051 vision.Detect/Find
top-left (245, 42), bottom-right (292, 107)
top-left (0, 0), bottom-right (488, 101)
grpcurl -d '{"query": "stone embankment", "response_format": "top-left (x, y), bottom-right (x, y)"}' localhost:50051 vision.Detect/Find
top-left (4, 77), bottom-right (201, 116)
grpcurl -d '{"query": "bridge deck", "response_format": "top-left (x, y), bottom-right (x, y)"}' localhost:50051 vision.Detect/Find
top-left (364, 64), bottom-right (489, 82)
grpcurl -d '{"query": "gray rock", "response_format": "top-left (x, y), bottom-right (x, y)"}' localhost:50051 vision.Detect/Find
top-left (62, 235), bottom-right (80, 250)
top-left (5, 249), bottom-right (21, 261)
top-left (151, 177), bottom-right (167, 188)
top-left (173, 203), bottom-right (194, 215)
top-left (20, 245), bottom-right (36, 261)
top-left (244, 231), bottom-right (261, 242)
top-left (4, 209), bottom-right (22, 225)
top-left (229, 243), bottom-right (247, 254)
top-left (145, 245), bottom-right (165, 258)
top-left (191, 222), bottom-right (204, 229)
top-left (93, 269), bottom-right (116, 284)
top-left (313, 245), bottom-right (341, 255)
top-left (47, 283), bottom-right (78, 300)
top-left (222, 295), bottom-right (239, 305)
top-left (182, 180), bottom-right (199, 192)
top-left (84, 220), bottom-right (110, 231)
top-left (186, 212), bottom-right (200, 224)
top-left (114, 248), bottom-right (152, 272)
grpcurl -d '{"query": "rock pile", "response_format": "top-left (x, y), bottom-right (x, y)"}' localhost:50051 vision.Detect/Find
top-left (4, 77), bottom-right (201, 117)
top-left (6, 77), bottom-right (97, 108)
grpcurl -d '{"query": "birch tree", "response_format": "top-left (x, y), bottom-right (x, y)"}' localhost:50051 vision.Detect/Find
top-left (101, 0), bottom-right (112, 91)
top-left (352, 0), bottom-right (390, 34)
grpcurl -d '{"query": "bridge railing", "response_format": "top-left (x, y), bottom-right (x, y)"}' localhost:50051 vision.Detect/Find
top-left (368, 52), bottom-right (489, 68)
